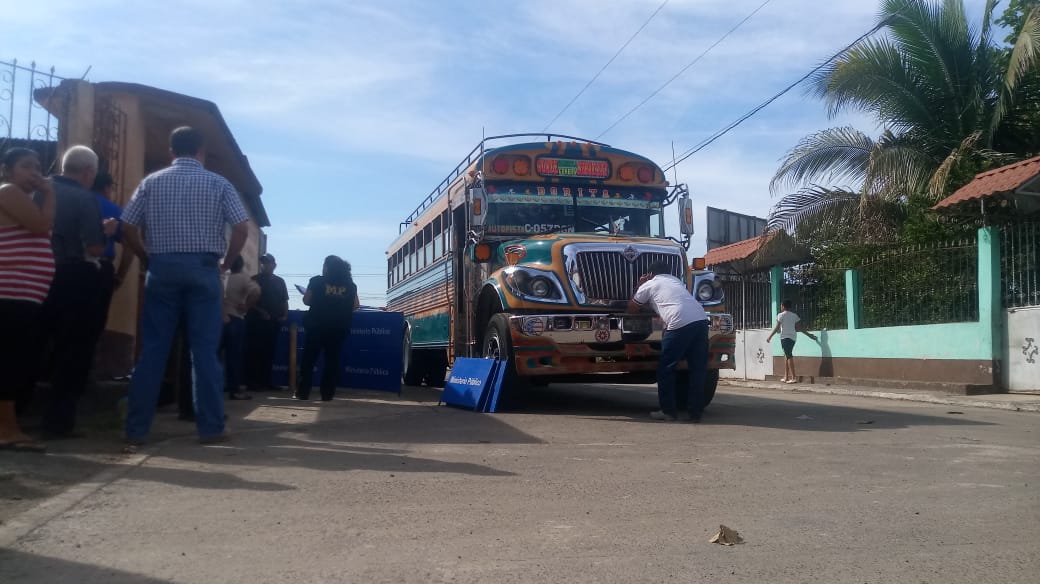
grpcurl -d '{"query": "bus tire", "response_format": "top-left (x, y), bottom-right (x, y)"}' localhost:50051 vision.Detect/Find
top-left (704, 368), bottom-right (719, 407)
top-left (676, 367), bottom-right (719, 409)
top-left (482, 314), bottom-right (519, 391)
top-left (423, 349), bottom-right (448, 388)
top-left (402, 328), bottom-right (424, 386)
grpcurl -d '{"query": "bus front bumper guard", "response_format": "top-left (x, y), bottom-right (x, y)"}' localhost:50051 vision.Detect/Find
top-left (506, 313), bottom-right (736, 375)
top-left (508, 313), bottom-right (734, 342)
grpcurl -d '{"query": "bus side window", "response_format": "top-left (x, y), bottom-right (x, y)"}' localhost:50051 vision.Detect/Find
top-left (432, 215), bottom-right (442, 259)
top-left (409, 236), bottom-right (418, 274)
top-left (440, 210), bottom-right (449, 256)
top-left (423, 223), bottom-right (433, 266)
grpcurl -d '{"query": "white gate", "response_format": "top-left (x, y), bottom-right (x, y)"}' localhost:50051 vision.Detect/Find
top-left (1004, 306), bottom-right (1040, 392)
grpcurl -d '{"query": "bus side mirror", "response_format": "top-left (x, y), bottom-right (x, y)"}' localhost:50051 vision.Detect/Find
top-left (469, 188), bottom-right (488, 228)
top-left (678, 196), bottom-right (695, 236)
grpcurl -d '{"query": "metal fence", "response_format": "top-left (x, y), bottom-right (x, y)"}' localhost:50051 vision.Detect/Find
top-left (0, 59), bottom-right (64, 170)
top-left (1001, 220), bottom-right (1040, 309)
top-left (782, 265), bottom-right (848, 330)
top-left (860, 239), bottom-right (978, 327)
top-left (718, 273), bottom-right (772, 330)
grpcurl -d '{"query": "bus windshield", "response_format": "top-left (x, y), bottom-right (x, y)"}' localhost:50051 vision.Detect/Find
top-left (486, 191), bottom-right (663, 237)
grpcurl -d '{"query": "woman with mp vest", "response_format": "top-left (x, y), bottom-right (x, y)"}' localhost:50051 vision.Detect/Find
top-left (296, 255), bottom-right (359, 401)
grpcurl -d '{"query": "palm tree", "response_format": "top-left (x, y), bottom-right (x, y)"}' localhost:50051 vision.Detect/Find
top-left (767, 0), bottom-right (1040, 242)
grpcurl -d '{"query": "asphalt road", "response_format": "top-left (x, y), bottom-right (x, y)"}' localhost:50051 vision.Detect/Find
top-left (1, 383), bottom-right (1038, 583)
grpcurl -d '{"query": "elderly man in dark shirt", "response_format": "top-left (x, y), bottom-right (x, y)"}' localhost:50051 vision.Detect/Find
top-left (37, 145), bottom-right (105, 438)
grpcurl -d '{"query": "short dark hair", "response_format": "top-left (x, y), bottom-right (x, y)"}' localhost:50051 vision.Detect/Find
top-left (260, 253), bottom-right (276, 264)
top-left (648, 260), bottom-right (673, 276)
top-left (2, 147), bottom-right (39, 172)
top-left (781, 299), bottom-right (792, 310)
top-left (170, 126), bottom-right (204, 156)
top-left (230, 256), bottom-right (245, 273)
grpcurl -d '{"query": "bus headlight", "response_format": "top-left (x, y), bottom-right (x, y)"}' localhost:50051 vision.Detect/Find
top-left (695, 280), bottom-right (715, 302)
top-left (502, 267), bottom-right (568, 303)
top-left (530, 278), bottom-right (552, 297)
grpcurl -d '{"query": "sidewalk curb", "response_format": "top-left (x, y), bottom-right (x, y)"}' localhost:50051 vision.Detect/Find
top-left (720, 380), bottom-right (1040, 413)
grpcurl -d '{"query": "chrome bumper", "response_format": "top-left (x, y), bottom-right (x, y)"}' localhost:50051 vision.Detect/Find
top-left (507, 312), bottom-right (734, 344)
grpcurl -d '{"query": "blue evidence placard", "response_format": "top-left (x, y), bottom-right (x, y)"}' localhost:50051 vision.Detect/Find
top-left (441, 358), bottom-right (500, 411)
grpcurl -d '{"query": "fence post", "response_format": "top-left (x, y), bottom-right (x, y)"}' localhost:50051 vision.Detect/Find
top-left (977, 226), bottom-right (1001, 384)
top-left (769, 265), bottom-right (783, 318)
top-left (845, 269), bottom-right (862, 330)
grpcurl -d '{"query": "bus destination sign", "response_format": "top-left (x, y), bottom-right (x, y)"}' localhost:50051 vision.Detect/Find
top-left (536, 157), bottom-right (610, 179)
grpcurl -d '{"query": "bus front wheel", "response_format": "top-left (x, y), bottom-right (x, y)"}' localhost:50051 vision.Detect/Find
top-left (676, 368), bottom-right (719, 408)
top-left (482, 314), bottom-right (521, 393)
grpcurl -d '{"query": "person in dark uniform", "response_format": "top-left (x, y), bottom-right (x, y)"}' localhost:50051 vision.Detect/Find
top-left (245, 253), bottom-right (288, 391)
top-left (295, 255), bottom-right (358, 401)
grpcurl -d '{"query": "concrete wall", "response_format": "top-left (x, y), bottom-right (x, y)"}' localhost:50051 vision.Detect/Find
top-left (54, 81), bottom-right (264, 376)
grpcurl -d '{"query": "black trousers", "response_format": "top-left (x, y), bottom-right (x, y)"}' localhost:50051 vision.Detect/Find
top-left (1, 299), bottom-right (42, 405)
top-left (245, 316), bottom-right (281, 390)
top-left (87, 260), bottom-right (117, 348)
top-left (297, 327), bottom-right (348, 400)
top-left (38, 261), bottom-right (102, 435)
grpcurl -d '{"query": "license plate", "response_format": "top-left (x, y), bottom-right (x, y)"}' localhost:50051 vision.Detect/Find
top-left (622, 317), bottom-right (651, 334)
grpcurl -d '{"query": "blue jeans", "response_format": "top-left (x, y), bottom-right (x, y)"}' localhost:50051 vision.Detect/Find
top-left (223, 316), bottom-right (246, 392)
top-left (125, 254), bottom-right (225, 440)
top-left (657, 319), bottom-right (709, 417)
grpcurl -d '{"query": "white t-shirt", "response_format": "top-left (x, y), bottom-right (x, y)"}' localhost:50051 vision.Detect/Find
top-left (633, 274), bottom-right (707, 331)
top-left (777, 310), bottom-right (800, 340)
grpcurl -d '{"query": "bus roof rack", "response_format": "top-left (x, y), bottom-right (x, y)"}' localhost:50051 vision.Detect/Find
top-left (399, 133), bottom-right (611, 233)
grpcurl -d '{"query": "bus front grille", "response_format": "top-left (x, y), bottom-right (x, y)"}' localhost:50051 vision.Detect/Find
top-left (574, 251), bottom-right (684, 301)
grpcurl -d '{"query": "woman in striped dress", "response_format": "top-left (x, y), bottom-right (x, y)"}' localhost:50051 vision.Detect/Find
top-left (0, 148), bottom-right (56, 451)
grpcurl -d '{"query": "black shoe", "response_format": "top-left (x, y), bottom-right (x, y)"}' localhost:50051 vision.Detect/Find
top-left (228, 392), bottom-right (252, 400)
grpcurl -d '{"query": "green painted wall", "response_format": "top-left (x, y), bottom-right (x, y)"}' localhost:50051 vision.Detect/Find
top-left (771, 322), bottom-right (992, 360)
top-left (768, 227), bottom-right (1001, 363)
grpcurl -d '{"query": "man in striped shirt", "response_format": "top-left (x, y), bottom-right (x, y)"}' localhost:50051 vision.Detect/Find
top-left (121, 126), bottom-right (251, 448)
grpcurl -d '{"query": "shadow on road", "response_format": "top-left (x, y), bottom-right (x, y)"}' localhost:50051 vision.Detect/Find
top-left (496, 383), bottom-right (993, 433)
top-left (0, 548), bottom-right (175, 584)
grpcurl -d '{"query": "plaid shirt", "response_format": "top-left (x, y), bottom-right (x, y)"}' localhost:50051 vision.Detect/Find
top-left (122, 158), bottom-right (249, 255)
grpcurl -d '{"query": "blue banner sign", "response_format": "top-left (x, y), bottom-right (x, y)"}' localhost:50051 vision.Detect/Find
top-left (272, 309), bottom-right (403, 393)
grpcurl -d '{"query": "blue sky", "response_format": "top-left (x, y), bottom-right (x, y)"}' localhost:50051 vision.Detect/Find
top-left (7, 0), bottom-right (990, 307)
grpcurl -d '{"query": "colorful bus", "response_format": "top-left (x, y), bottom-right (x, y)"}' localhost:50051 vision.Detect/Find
top-left (386, 134), bottom-right (735, 403)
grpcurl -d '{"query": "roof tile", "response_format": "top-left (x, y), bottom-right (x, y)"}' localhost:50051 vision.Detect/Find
top-left (934, 156), bottom-right (1040, 210)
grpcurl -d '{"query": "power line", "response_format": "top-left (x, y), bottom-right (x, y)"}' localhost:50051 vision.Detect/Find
top-left (663, 20), bottom-right (888, 172)
top-left (541, 0), bottom-right (669, 132)
top-left (595, 0), bottom-right (774, 140)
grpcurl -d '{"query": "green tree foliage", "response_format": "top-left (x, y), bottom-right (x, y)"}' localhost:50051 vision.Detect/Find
top-left (767, 0), bottom-right (1040, 250)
